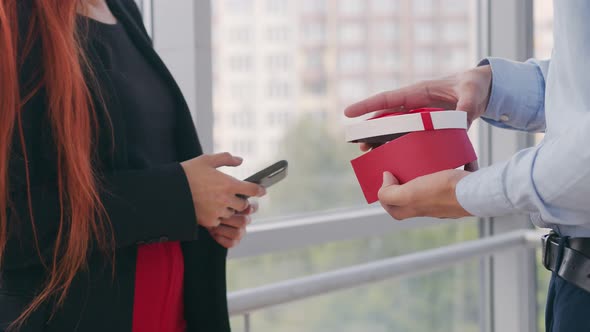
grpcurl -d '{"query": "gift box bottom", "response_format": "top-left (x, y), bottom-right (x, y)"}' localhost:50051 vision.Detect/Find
top-left (351, 129), bottom-right (477, 204)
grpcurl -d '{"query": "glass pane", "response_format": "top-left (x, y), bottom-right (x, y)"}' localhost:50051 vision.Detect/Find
top-left (230, 258), bottom-right (481, 332)
top-left (211, 1), bottom-right (479, 219)
top-left (228, 219), bottom-right (477, 290)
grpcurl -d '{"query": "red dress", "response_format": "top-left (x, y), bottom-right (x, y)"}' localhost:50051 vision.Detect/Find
top-left (132, 242), bottom-right (186, 332)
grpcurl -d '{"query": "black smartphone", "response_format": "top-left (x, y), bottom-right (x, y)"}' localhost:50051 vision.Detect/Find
top-left (237, 160), bottom-right (288, 198)
top-left (244, 160), bottom-right (288, 188)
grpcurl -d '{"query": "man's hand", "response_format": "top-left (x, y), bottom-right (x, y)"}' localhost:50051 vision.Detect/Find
top-left (209, 202), bottom-right (258, 248)
top-left (344, 65), bottom-right (492, 154)
top-left (378, 171), bottom-right (472, 220)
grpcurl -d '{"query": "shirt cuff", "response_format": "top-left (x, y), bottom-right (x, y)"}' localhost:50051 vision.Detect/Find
top-left (455, 162), bottom-right (516, 217)
top-left (478, 58), bottom-right (546, 131)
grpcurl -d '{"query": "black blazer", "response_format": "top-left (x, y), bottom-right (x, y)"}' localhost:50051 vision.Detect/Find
top-left (0, 0), bottom-right (230, 331)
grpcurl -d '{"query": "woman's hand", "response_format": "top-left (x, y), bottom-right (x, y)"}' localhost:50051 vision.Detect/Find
top-left (209, 202), bottom-right (258, 248)
top-left (344, 65), bottom-right (492, 152)
top-left (180, 153), bottom-right (266, 228)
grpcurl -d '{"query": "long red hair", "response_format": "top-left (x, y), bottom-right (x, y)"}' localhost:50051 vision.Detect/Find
top-left (0, 0), bottom-right (111, 327)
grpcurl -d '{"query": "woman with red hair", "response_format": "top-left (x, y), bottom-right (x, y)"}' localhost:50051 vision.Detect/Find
top-left (0, 0), bottom-right (265, 331)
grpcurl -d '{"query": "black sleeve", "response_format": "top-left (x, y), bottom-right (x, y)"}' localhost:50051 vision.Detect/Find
top-left (5, 162), bottom-right (199, 270)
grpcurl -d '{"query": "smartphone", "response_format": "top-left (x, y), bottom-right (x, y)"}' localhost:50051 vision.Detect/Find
top-left (244, 160), bottom-right (288, 188)
top-left (238, 160), bottom-right (288, 198)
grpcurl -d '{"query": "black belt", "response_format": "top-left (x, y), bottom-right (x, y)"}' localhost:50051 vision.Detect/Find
top-left (542, 232), bottom-right (590, 293)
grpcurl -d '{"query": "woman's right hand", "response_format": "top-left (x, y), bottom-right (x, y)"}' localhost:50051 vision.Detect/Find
top-left (180, 153), bottom-right (266, 228)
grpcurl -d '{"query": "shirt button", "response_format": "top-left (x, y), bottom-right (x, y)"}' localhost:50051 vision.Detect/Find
top-left (499, 114), bottom-right (510, 122)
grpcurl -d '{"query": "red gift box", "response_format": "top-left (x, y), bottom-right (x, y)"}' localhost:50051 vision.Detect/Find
top-left (347, 108), bottom-right (477, 204)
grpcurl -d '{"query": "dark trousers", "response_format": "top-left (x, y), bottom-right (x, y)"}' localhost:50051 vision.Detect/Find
top-left (546, 275), bottom-right (590, 332)
top-left (545, 234), bottom-right (590, 331)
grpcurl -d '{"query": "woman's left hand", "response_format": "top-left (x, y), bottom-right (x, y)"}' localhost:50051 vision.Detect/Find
top-left (209, 201), bottom-right (258, 248)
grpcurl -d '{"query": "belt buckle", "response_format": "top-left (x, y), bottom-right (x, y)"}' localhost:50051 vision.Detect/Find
top-left (542, 232), bottom-right (558, 270)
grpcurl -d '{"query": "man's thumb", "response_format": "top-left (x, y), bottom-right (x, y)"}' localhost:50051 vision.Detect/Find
top-left (382, 171), bottom-right (399, 188)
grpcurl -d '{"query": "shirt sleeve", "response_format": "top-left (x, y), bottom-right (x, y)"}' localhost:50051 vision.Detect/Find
top-left (456, 112), bottom-right (590, 225)
top-left (479, 57), bottom-right (549, 133)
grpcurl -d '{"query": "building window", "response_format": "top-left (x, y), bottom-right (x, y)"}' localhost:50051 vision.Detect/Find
top-left (228, 26), bottom-right (252, 43)
top-left (339, 23), bottom-right (365, 44)
top-left (372, 50), bottom-right (400, 70)
top-left (339, 50), bottom-right (367, 72)
top-left (266, 54), bottom-right (291, 72)
top-left (232, 139), bottom-right (256, 155)
top-left (372, 77), bottom-right (400, 92)
top-left (266, 26), bottom-right (290, 42)
top-left (441, 0), bottom-right (470, 14)
top-left (303, 22), bottom-right (325, 43)
top-left (266, 0), bottom-right (288, 13)
top-left (303, 78), bottom-right (327, 95)
top-left (305, 51), bottom-right (324, 70)
top-left (267, 81), bottom-right (291, 98)
top-left (415, 23), bottom-right (435, 43)
top-left (371, 0), bottom-right (398, 12)
top-left (442, 48), bottom-right (468, 70)
top-left (267, 111), bottom-right (291, 126)
top-left (415, 49), bottom-right (435, 72)
top-left (413, 0), bottom-right (434, 15)
top-left (229, 54), bottom-right (253, 72)
top-left (225, 0), bottom-right (253, 14)
top-left (230, 82), bottom-right (253, 100)
top-left (442, 22), bottom-right (468, 43)
top-left (231, 110), bottom-right (256, 128)
top-left (302, 0), bottom-right (326, 14)
top-left (338, 79), bottom-right (367, 102)
top-left (340, 0), bottom-right (365, 16)
top-left (374, 21), bottom-right (399, 41)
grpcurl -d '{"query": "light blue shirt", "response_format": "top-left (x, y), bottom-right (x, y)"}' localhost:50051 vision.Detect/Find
top-left (455, 0), bottom-right (590, 237)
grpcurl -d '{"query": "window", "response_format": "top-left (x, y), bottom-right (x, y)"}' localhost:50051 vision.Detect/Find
top-left (303, 22), bottom-right (325, 43)
top-left (413, 0), bottom-right (434, 16)
top-left (441, 0), bottom-right (471, 15)
top-left (305, 51), bottom-right (324, 70)
top-left (230, 82), bottom-right (254, 100)
top-left (302, 0), bottom-right (326, 14)
top-left (371, 0), bottom-right (397, 12)
top-left (267, 110), bottom-right (291, 126)
top-left (231, 110), bottom-right (256, 128)
top-left (535, 0), bottom-right (554, 59)
top-left (442, 22), bottom-right (468, 43)
top-left (228, 54), bottom-right (253, 72)
top-left (303, 78), bottom-right (327, 95)
top-left (266, 0), bottom-right (288, 14)
top-left (338, 79), bottom-right (367, 102)
top-left (210, 0), bottom-right (476, 219)
top-left (339, 0), bottom-right (365, 16)
top-left (372, 50), bottom-right (400, 70)
top-left (339, 50), bottom-right (367, 72)
top-left (415, 23), bottom-right (435, 43)
top-left (373, 21), bottom-right (399, 42)
top-left (266, 26), bottom-right (290, 42)
top-left (225, 0), bottom-right (253, 14)
top-left (267, 81), bottom-right (291, 98)
top-left (232, 139), bottom-right (256, 155)
top-left (228, 26), bottom-right (252, 43)
top-left (266, 54), bottom-right (291, 72)
top-left (415, 49), bottom-right (435, 72)
top-left (339, 23), bottom-right (365, 44)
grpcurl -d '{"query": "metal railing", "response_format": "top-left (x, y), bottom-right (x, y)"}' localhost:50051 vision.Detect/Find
top-left (227, 228), bottom-right (546, 331)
